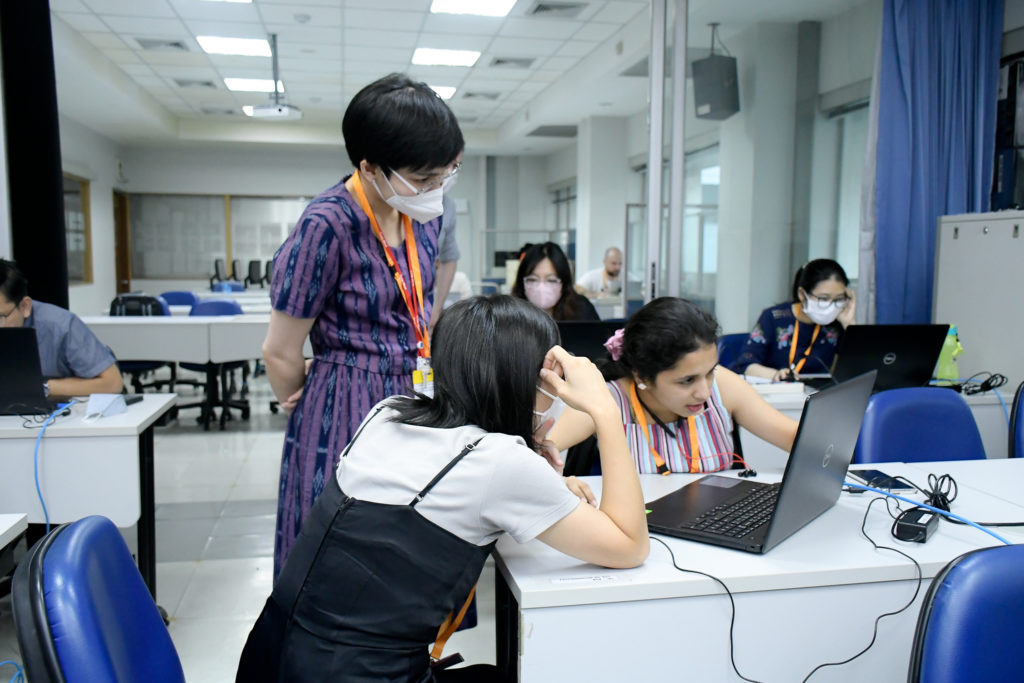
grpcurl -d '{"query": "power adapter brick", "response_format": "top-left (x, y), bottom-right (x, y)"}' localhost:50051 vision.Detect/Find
top-left (895, 508), bottom-right (939, 543)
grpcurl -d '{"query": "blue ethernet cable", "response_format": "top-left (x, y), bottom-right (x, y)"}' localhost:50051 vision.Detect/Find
top-left (33, 400), bottom-right (77, 533)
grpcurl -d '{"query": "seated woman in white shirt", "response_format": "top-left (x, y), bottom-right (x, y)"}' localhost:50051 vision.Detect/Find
top-left (236, 294), bottom-right (648, 683)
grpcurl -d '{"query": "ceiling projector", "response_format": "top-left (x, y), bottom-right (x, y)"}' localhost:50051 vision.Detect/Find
top-left (244, 104), bottom-right (302, 120)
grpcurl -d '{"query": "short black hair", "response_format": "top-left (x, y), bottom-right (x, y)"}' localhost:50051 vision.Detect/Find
top-left (0, 259), bottom-right (28, 304)
top-left (603, 297), bottom-right (720, 384)
top-left (342, 73), bottom-right (464, 174)
top-left (791, 259), bottom-right (849, 302)
top-left (389, 295), bottom-right (560, 450)
top-left (511, 242), bottom-right (577, 321)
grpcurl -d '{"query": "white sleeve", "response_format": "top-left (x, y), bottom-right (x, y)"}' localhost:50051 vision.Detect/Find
top-left (480, 444), bottom-right (581, 544)
top-left (577, 269), bottom-right (600, 291)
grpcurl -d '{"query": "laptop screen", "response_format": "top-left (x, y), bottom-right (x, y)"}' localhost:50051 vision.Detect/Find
top-left (0, 327), bottom-right (51, 415)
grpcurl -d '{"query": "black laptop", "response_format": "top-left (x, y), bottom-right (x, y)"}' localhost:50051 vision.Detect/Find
top-left (557, 321), bottom-right (624, 362)
top-left (645, 370), bottom-right (876, 553)
top-left (0, 327), bottom-right (59, 415)
top-left (823, 324), bottom-right (948, 392)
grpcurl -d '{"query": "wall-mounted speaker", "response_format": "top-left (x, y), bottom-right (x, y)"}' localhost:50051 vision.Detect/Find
top-left (692, 54), bottom-right (739, 121)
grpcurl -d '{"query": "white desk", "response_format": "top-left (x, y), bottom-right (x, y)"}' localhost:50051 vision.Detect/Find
top-left (82, 314), bottom-right (311, 363)
top-left (741, 387), bottom-right (1011, 467)
top-left (494, 459), bottom-right (1024, 682)
top-left (169, 302), bottom-right (272, 316)
top-left (0, 513), bottom-right (28, 579)
top-left (0, 395), bottom-right (175, 598)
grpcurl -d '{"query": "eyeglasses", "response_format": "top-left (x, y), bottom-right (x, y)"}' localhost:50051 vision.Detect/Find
top-left (806, 291), bottom-right (849, 306)
top-left (524, 276), bottom-right (561, 286)
top-left (389, 163), bottom-right (461, 196)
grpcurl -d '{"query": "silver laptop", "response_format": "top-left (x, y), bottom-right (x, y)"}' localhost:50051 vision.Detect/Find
top-left (645, 370), bottom-right (876, 553)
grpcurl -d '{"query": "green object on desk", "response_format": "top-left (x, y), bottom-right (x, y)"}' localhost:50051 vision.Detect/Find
top-left (645, 509), bottom-right (652, 514)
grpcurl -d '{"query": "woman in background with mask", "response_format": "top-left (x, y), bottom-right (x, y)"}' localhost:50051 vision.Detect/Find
top-left (731, 259), bottom-right (856, 382)
top-left (262, 73), bottom-right (463, 581)
top-left (511, 242), bottom-right (600, 322)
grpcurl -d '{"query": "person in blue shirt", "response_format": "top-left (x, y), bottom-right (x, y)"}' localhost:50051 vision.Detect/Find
top-left (732, 259), bottom-right (856, 382)
top-left (0, 259), bottom-right (122, 396)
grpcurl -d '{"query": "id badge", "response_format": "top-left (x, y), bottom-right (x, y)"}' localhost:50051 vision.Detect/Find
top-left (412, 356), bottom-right (434, 398)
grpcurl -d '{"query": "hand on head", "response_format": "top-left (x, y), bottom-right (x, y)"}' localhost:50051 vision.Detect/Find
top-left (539, 345), bottom-right (615, 417)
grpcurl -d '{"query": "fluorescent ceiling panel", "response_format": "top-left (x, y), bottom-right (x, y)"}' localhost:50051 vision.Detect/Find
top-left (224, 78), bottom-right (284, 92)
top-left (430, 0), bottom-right (516, 17)
top-left (412, 48), bottom-right (480, 67)
top-left (430, 85), bottom-right (456, 99)
top-left (197, 36), bottom-right (271, 57)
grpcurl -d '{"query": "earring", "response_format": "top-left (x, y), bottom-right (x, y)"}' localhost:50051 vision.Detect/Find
top-left (637, 382), bottom-right (647, 390)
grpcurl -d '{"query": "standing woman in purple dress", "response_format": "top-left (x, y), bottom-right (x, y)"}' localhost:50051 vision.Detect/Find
top-left (262, 73), bottom-right (463, 580)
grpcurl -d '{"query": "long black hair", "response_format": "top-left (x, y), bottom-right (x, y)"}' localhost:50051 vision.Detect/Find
top-left (511, 242), bottom-right (577, 321)
top-left (791, 259), bottom-right (849, 302)
top-left (342, 73), bottom-right (464, 174)
top-left (389, 295), bottom-right (559, 449)
top-left (602, 297), bottom-right (720, 384)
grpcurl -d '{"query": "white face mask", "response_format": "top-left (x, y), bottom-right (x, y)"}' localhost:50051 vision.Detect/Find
top-left (373, 171), bottom-right (445, 224)
top-left (524, 280), bottom-right (562, 310)
top-left (802, 297), bottom-right (841, 325)
top-left (533, 387), bottom-right (567, 435)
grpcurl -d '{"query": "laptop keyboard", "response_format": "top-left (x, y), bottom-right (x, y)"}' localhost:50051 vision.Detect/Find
top-left (682, 483), bottom-right (781, 538)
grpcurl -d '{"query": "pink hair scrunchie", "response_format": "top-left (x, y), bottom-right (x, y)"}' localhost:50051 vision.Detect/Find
top-left (603, 328), bottom-right (626, 361)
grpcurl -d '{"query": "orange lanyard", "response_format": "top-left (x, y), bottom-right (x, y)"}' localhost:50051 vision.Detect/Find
top-left (430, 586), bottom-right (476, 662)
top-left (787, 320), bottom-right (820, 374)
top-left (629, 383), bottom-right (700, 474)
top-left (350, 173), bottom-right (430, 357)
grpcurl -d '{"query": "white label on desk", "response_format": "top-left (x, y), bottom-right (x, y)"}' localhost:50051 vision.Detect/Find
top-left (550, 575), bottom-right (629, 585)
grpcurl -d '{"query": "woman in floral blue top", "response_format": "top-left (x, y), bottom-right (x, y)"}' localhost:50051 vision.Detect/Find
top-left (732, 259), bottom-right (855, 381)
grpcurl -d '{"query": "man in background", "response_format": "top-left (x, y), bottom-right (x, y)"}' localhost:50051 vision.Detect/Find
top-left (576, 246), bottom-right (623, 298)
top-left (0, 259), bottom-right (122, 396)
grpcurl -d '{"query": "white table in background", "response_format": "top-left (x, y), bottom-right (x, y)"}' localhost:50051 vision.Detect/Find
top-left (0, 513), bottom-right (28, 579)
top-left (494, 459), bottom-right (1024, 682)
top-left (0, 395), bottom-right (176, 598)
top-left (169, 302), bottom-right (272, 316)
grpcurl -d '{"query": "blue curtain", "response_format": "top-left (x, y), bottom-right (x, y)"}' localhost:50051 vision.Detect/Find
top-left (874, 0), bottom-right (1003, 323)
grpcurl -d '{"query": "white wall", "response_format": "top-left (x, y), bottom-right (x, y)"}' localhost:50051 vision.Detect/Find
top-left (59, 116), bottom-right (122, 316)
top-left (577, 116), bottom-right (630, 276)
top-left (819, 0), bottom-right (883, 96)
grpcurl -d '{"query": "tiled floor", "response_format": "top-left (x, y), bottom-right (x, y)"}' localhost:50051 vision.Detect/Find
top-left (0, 372), bottom-right (495, 682)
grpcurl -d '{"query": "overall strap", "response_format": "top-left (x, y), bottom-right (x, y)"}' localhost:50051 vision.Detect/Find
top-left (409, 437), bottom-right (485, 507)
top-left (341, 404), bottom-right (387, 458)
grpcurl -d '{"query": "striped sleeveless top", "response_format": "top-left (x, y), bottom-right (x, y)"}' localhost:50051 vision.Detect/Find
top-left (607, 379), bottom-right (735, 473)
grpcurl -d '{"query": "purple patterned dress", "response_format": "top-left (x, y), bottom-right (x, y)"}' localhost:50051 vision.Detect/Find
top-left (270, 177), bottom-right (438, 580)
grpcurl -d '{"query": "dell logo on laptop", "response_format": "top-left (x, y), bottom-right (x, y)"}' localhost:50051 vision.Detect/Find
top-left (822, 443), bottom-right (834, 468)
top-left (883, 352), bottom-right (897, 365)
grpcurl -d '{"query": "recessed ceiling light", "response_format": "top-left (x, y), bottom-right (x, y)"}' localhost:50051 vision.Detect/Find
top-left (224, 78), bottom-right (283, 93)
top-left (430, 0), bottom-right (516, 16)
top-left (197, 36), bottom-right (270, 57)
top-left (412, 48), bottom-right (480, 67)
top-left (430, 86), bottom-right (456, 99)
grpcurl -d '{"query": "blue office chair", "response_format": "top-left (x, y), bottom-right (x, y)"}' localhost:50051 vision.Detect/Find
top-left (11, 516), bottom-right (185, 683)
top-left (716, 332), bottom-right (749, 371)
top-left (212, 281), bottom-right (245, 293)
top-left (1009, 381), bottom-right (1024, 458)
top-left (159, 290), bottom-right (200, 309)
top-left (209, 257), bottom-right (229, 288)
top-left (109, 293), bottom-right (171, 393)
top-left (178, 299), bottom-right (251, 430)
top-left (907, 544), bottom-right (1024, 682)
top-left (852, 387), bottom-right (985, 464)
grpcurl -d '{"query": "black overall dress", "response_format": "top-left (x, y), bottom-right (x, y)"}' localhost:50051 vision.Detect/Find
top-left (236, 407), bottom-right (494, 682)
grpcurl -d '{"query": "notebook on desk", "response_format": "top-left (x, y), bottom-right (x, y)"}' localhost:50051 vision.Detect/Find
top-left (0, 328), bottom-right (61, 416)
top-left (645, 370), bottom-right (876, 553)
top-left (828, 324), bottom-right (948, 392)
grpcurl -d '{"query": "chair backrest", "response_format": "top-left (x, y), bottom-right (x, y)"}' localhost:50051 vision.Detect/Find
top-left (852, 387), bottom-right (985, 464)
top-left (109, 293), bottom-right (169, 317)
top-left (231, 259), bottom-right (243, 281)
top-left (11, 516), bottom-right (185, 683)
top-left (159, 290), bottom-right (200, 307)
top-left (717, 332), bottom-right (748, 371)
top-left (908, 544), bottom-right (1024, 682)
top-left (191, 298), bottom-right (244, 316)
top-left (1010, 381), bottom-right (1024, 458)
top-left (245, 260), bottom-right (263, 287)
top-left (212, 258), bottom-right (228, 282)
top-left (264, 259), bottom-right (273, 285)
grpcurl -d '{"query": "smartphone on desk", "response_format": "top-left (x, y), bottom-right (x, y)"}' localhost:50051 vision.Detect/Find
top-left (848, 468), bottom-right (914, 492)
top-left (124, 394), bottom-right (144, 405)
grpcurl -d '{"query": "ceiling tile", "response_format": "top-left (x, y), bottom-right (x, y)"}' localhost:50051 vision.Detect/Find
top-left (343, 0), bottom-right (431, 9)
top-left (572, 22), bottom-right (619, 42)
top-left (83, 0), bottom-right (176, 17)
top-left (342, 28), bottom-right (420, 49)
top-left (499, 17), bottom-right (583, 40)
top-left (279, 43), bottom-right (343, 58)
top-left (342, 45), bottom-right (411, 64)
top-left (79, 31), bottom-right (129, 49)
top-left (100, 48), bottom-right (144, 64)
top-left (206, 55), bottom-right (272, 70)
top-left (51, 0), bottom-right (91, 11)
top-left (487, 36), bottom-right (561, 57)
top-left (103, 16), bottom-right (189, 37)
top-left (540, 56), bottom-right (581, 72)
top-left (119, 63), bottom-right (156, 76)
top-left (258, 4), bottom-right (343, 27)
top-left (415, 32), bottom-right (493, 52)
top-left (169, 0), bottom-right (262, 22)
top-left (58, 13), bottom-right (109, 32)
top-left (593, 2), bottom-right (649, 24)
top-left (261, 0), bottom-right (351, 6)
top-left (420, 13), bottom-right (502, 35)
top-left (155, 65), bottom-right (221, 79)
top-left (262, 24), bottom-right (343, 44)
top-left (181, 20), bottom-right (265, 39)
top-left (556, 40), bottom-right (599, 57)
top-left (277, 58), bottom-right (340, 73)
top-left (140, 51), bottom-right (211, 66)
top-left (344, 9), bottom-right (425, 32)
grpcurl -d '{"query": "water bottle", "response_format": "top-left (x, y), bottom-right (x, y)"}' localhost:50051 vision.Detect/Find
top-left (935, 325), bottom-right (963, 384)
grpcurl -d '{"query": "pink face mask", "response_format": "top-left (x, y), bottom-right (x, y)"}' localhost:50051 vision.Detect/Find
top-left (524, 280), bottom-right (562, 310)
